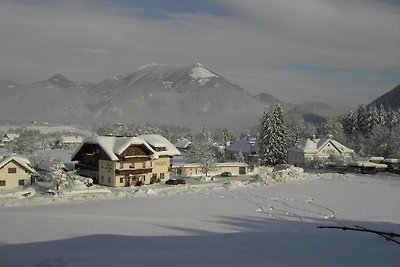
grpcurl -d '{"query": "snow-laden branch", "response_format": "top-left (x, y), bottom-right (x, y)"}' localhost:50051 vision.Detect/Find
top-left (317, 225), bottom-right (400, 245)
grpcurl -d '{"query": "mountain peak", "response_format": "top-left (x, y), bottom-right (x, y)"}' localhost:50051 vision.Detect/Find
top-left (189, 63), bottom-right (218, 79)
top-left (48, 74), bottom-right (76, 88)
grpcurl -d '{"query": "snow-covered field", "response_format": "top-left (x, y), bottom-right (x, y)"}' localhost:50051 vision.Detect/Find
top-left (0, 172), bottom-right (399, 266)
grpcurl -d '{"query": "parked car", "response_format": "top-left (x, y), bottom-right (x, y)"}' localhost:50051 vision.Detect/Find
top-left (220, 171), bottom-right (232, 177)
top-left (165, 178), bottom-right (186, 185)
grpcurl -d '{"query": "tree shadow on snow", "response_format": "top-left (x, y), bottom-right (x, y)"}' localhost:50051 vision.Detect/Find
top-left (0, 217), bottom-right (399, 267)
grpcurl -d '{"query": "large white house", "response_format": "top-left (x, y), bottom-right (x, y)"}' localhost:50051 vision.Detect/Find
top-left (72, 134), bottom-right (180, 187)
top-left (288, 135), bottom-right (355, 167)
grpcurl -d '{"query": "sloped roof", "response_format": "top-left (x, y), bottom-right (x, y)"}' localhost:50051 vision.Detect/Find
top-left (60, 136), bottom-right (84, 144)
top-left (288, 137), bottom-right (354, 154)
top-left (174, 138), bottom-right (192, 149)
top-left (73, 134), bottom-right (179, 161)
top-left (138, 134), bottom-right (181, 156)
top-left (225, 137), bottom-right (260, 153)
top-left (0, 155), bottom-right (35, 174)
top-left (1, 133), bottom-right (19, 143)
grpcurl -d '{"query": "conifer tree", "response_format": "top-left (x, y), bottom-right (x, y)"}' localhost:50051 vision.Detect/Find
top-left (259, 104), bottom-right (287, 166)
top-left (343, 111), bottom-right (357, 138)
top-left (259, 106), bottom-right (271, 166)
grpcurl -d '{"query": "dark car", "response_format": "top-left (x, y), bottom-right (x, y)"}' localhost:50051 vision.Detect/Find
top-left (165, 178), bottom-right (186, 185)
top-left (220, 171), bottom-right (232, 177)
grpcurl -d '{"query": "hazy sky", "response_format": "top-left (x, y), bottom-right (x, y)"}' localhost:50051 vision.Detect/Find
top-left (0, 0), bottom-right (399, 111)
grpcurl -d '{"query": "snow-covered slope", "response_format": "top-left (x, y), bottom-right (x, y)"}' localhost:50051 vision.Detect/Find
top-left (0, 172), bottom-right (399, 266)
top-left (0, 64), bottom-right (284, 128)
top-left (86, 63), bottom-right (268, 128)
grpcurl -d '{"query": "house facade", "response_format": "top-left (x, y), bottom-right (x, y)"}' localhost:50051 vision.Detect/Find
top-left (172, 160), bottom-right (248, 177)
top-left (72, 135), bottom-right (180, 187)
top-left (0, 155), bottom-right (35, 190)
top-left (288, 135), bottom-right (355, 167)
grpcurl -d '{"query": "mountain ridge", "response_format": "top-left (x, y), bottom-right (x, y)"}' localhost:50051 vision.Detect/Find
top-left (0, 63), bottom-right (338, 129)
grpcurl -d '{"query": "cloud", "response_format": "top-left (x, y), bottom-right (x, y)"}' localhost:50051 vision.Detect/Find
top-left (0, 0), bottom-right (398, 111)
top-left (80, 48), bottom-right (109, 55)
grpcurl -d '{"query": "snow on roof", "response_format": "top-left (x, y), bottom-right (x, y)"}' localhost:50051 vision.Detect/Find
top-left (225, 137), bottom-right (260, 153)
top-left (138, 134), bottom-right (180, 157)
top-left (174, 138), bottom-right (192, 149)
top-left (1, 133), bottom-right (19, 142)
top-left (369, 157), bottom-right (384, 161)
top-left (74, 134), bottom-right (179, 161)
top-left (0, 155), bottom-right (35, 173)
top-left (60, 136), bottom-right (84, 144)
top-left (383, 158), bottom-right (399, 163)
top-left (288, 137), bottom-right (354, 154)
top-left (348, 161), bottom-right (377, 167)
top-left (82, 136), bottom-right (157, 161)
top-left (172, 161), bottom-right (247, 168)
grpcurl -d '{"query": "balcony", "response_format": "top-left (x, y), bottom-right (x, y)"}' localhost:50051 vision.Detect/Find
top-left (75, 163), bottom-right (98, 171)
top-left (116, 168), bottom-right (152, 175)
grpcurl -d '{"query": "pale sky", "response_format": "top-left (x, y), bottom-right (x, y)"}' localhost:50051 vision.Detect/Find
top-left (0, 0), bottom-right (399, 111)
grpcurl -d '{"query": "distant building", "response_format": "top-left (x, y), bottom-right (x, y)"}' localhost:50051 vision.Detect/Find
top-left (54, 135), bottom-right (84, 150)
top-left (0, 155), bottom-right (36, 190)
top-left (72, 135), bottom-right (180, 187)
top-left (225, 137), bottom-right (259, 164)
top-left (0, 133), bottom-right (19, 147)
top-left (172, 157), bottom-right (248, 177)
top-left (288, 135), bottom-right (355, 167)
top-left (174, 138), bottom-right (192, 151)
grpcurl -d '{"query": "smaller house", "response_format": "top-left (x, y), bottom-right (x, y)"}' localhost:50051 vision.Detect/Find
top-left (174, 138), bottom-right (192, 152)
top-left (0, 133), bottom-right (19, 146)
top-left (288, 135), bottom-right (355, 168)
top-left (225, 137), bottom-right (259, 163)
top-left (0, 155), bottom-right (36, 190)
top-left (55, 135), bottom-right (84, 150)
top-left (172, 157), bottom-right (248, 177)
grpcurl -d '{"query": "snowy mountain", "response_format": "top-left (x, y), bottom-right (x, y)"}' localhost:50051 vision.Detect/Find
top-left (0, 63), bottom-right (335, 128)
top-left (85, 63), bottom-right (270, 128)
top-left (0, 75), bottom-right (91, 123)
top-left (368, 83), bottom-right (400, 111)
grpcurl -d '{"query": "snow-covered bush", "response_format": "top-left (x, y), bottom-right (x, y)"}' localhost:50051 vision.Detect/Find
top-left (255, 164), bottom-right (304, 184)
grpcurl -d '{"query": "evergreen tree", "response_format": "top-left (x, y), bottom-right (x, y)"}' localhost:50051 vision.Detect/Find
top-left (343, 111), bottom-right (357, 138)
top-left (259, 106), bottom-right (271, 166)
top-left (377, 105), bottom-right (387, 125)
top-left (270, 104), bottom-right (288, 165)
top-left (386, 108), bottom-right (399, 131)
top-left (259, 104), bottom-right (287, 166)
top-left (356, 104), bottom-right (371, 136)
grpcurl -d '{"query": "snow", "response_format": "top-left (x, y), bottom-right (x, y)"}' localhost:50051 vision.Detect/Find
top-left (190, 63), bottom-right (218, 79)
top-left (0, 171), bottom-right (399, 266)
top-left (225, 137), bottom-right (260, 154)
top-left (289, 137), bottom-right (354, 154)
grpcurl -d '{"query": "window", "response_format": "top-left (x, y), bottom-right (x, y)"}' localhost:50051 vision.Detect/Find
top-left (120, 178), bottom-right (124, 183)
top-left (142, 161), bottom-right (146, 168)
top-left (152, 173), bottom-right (157, 179)
top-left (0, 180), bottom-right (5, 186)
top-left (120, 161), bottom-right (124, 169)
top-left (130, 160), bottom-right (135, 168)
top-left (8, 168), bottom-right (16, 174)
top-left (160, 173), bottom-right (165, 179)
top-left (19, 180), bottom-right (25, 186)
